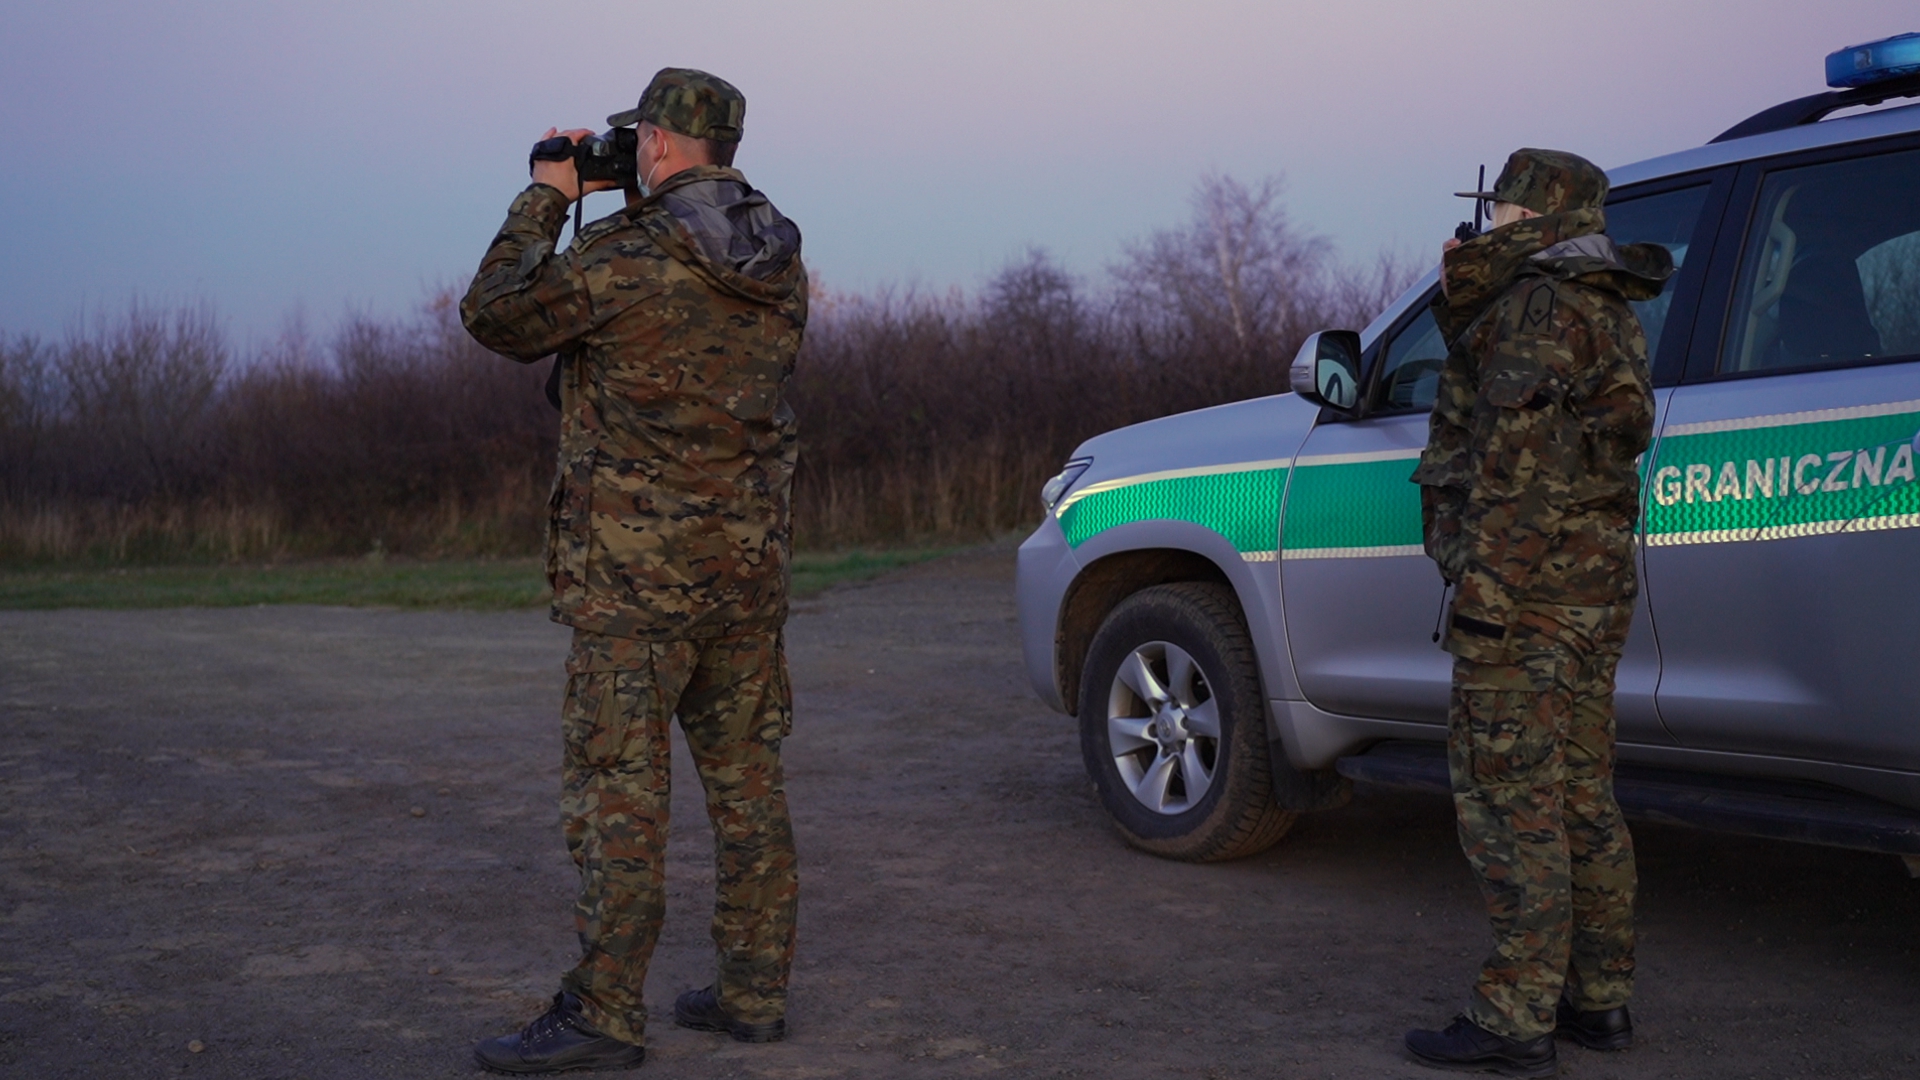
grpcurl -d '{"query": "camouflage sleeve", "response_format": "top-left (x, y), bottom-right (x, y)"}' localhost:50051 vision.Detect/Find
top-left (1428, 285), bottom-right (1478, 348)
top-left (1446, 282), bottom-right (1590, 645)
top-left (1572, 302), bottom-right (1656, 473)
top-left (1420, 269), bottom-right (1494, 587)
top-left (1411, 341), bottom-right (1475, 583)
top-left (459, 184), bottom-right (596, 363)
top-left (1432, 240), bottom-right (1515, 347)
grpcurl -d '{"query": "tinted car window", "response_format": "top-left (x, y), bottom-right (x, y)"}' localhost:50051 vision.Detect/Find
top-left (1375, 306), bottom-right (1446, 411)
top-left (1368, 184), bottom-right (1709, 414)
top-left (1604, 184), bottom-right (1710, 360)
top-left (1720, 146), bottom-right (1920, 374)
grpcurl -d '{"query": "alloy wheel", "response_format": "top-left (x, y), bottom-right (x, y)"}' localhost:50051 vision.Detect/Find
top-left (1104, 640), bottom-right (1221, 815)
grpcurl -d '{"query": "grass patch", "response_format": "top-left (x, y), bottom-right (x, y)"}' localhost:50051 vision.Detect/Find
top-left (791, 548), bottom-right (953, 598)
top-left (0, 548), bottom-right (954, 610)
top-left (0, 557), bottom-right (550, 611)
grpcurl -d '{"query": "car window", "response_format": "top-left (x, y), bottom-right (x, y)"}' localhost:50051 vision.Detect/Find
top-left (1367, 183), bottom-right (1710, 414)
top-left (1373, 305), bottom-right (1446, 412)
top-left (1604, 184), bottom-right (1711, 360)
top-left (1720, 146), bottom-right (1920, 374)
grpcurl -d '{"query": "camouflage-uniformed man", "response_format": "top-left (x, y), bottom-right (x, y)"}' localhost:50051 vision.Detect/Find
top-left (462, 68), bottom-right (807, 1074)
top-left (1404, 149), bottom-right (1673, 1077)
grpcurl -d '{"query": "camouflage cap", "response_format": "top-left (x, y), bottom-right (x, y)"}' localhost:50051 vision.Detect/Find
top-left (1455, 148), bottom-right (1609, 217)
top-left (607, 67), bottom-right (745, 143)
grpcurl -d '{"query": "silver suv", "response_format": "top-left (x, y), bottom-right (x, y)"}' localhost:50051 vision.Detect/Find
top-left (1016, 36), bottom-right (1920, 867)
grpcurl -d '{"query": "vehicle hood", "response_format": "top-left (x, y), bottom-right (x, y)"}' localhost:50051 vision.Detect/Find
top-left (1064, 392), bottom-right (1321, 493)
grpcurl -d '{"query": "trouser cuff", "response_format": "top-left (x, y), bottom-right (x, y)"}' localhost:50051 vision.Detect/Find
top-left (1469, 996), bottom-right (1549, 1042)
top-left (562, 980), bottom-right (646, 1046)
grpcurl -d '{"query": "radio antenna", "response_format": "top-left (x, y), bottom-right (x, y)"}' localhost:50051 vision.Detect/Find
top-left (1473, 164), bottom-right (1486, 233)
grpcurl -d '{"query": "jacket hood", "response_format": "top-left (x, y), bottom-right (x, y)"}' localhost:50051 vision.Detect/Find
top-left (1441, 208), bottom-right (1604, 316)
top-left (630, 165), bottom-right (803, 304)
top-left (1441, 207), bottom-right (1673, 316)
top-left (1528, 233), bottom-right (1675, 302)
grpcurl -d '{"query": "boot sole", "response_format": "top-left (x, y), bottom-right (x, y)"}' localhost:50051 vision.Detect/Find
top-left (473, 1045), bottom-right (647, 1074)
top-left (1406, 1048), bottom-right (1558, 1078)
top-left (1562, 1029), bottom-right (1632, 1052)
top-left (673, 1003), bottom-right (786, 1043)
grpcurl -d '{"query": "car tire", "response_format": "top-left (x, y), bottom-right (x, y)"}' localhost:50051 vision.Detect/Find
top-left (1078, 582), bottom-right (1296, 862)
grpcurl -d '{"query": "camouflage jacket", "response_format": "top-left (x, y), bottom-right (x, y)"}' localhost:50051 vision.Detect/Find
top-left (1410, 208), bottom-right (1672, 659)
top-left (461, 166), bottom-right (807, 641)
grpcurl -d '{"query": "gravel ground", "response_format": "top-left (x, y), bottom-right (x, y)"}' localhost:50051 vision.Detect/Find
top-left (3, 546), bottom-right (1919, 1079)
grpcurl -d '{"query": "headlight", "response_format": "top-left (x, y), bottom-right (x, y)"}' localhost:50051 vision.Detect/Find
top-left (1041, 458), bottom-right (1094, 512)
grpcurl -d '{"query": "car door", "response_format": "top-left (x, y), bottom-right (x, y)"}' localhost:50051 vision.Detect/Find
top-left (1645, 137), bottom-right (1920, 770)
top-left (1279, 173), bottom-right (1726, 735)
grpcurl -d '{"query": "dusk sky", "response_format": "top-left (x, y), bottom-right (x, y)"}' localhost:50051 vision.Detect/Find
top-left (2, 1), bottom-right (1915, 345)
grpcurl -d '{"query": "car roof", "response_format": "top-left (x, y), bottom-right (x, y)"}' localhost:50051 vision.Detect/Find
top-left (1611, 98), bottom-right (1920, 188)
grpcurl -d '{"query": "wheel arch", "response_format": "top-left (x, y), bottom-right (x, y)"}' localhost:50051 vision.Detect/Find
top-left (1054, 526), bottom-right (1347, 815)
top-left (1055, 542), bottom-right (1246, 719)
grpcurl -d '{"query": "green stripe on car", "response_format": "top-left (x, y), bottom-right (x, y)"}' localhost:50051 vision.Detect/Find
top-left (1644, 399), bottom-right (1920, 546)
top-left (1056, 466), bottom-right (1286, 554)
top-left (1056, 400), bottom-right (1920, 559)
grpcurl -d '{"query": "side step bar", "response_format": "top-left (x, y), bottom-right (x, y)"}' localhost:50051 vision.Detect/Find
top-left (1336, 740), bottom-right (1920, 857)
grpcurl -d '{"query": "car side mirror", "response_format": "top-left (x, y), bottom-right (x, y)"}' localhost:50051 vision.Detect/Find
top-left (1289, 330), bottom-right (1363, 412)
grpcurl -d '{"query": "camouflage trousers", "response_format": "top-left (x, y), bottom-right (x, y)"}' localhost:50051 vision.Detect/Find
top-left (1446, 602), bottom-right (1637, 1040)
top-left (557, 628), bottom-right (798, 1046)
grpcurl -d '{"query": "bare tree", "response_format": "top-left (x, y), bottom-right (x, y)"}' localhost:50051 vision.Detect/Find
top-left (1323, 248), bottom-right (1425, 334)
top-left (984, 247), bottom-right (1085, 364)
top-left (1111, 173), bottom-right (1333, 356)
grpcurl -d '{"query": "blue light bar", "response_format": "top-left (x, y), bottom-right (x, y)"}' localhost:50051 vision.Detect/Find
top-left (1827, 32), bottom-right (1920, 89)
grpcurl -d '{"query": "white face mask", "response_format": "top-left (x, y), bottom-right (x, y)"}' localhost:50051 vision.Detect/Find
top-left (637, 130), bottom-right (663, 196)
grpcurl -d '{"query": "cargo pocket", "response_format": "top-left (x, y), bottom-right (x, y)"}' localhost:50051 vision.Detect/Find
top-left (562, 671), bottom-right (632, 771)
top-left (1454, 655), bottom-right (1564, 787)
top-left (1442, 572), bottom-right (1522, 665)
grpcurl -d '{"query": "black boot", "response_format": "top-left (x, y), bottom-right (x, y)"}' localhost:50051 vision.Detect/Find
top-left (672, 986), bottom-right (786, 1043)
top-left (1556, 996), bottom-right (1632, 1051)
top-left (473, 992), bottom-right (646, 1074)
top-left (1405, 1015), bottom-right (1557, 1077)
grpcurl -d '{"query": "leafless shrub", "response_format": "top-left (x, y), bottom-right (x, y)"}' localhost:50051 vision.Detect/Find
top-left (0, 334), bottom-right (59, 505)
top-left (788, 175), bottom-right (1417, 547)
top-left (58, 302), bottom-right (228, 501)
top-left (1, 294), bottom-right (553, 561)
top-left (2, 173), bottom-right (1418, 561)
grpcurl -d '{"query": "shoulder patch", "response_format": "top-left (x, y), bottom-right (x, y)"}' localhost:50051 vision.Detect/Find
top-left (1519, 283), bottom-right (1558, 332)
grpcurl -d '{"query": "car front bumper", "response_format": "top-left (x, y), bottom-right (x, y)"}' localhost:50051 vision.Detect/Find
top-left (1016, 514), bottom-right (1079, 714)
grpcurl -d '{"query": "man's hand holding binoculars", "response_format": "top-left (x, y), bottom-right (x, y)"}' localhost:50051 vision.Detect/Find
top-left (530, 127), bottom-right (621, 203)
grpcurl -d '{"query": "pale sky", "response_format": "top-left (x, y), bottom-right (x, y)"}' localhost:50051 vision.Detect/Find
top-left (1, 1), bottom-right (1914, 344)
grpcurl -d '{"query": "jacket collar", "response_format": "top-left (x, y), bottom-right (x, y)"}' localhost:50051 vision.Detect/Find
top-left (629, 164), bottom-right (747, 211)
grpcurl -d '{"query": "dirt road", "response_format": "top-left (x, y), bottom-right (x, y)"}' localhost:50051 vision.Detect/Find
top-left (3, 547), bottom-right (1919, 1078)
